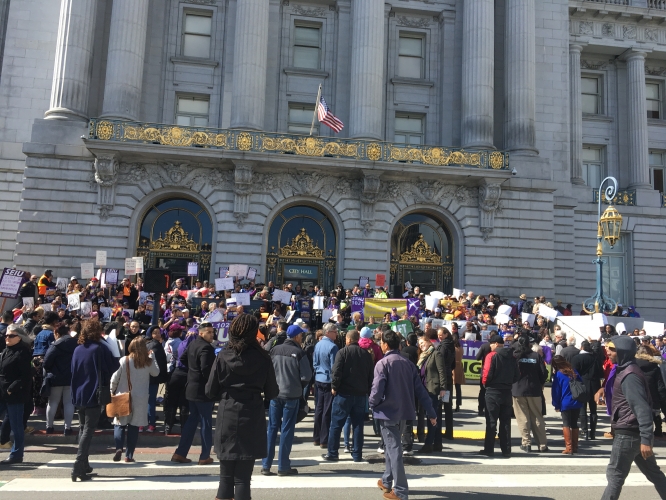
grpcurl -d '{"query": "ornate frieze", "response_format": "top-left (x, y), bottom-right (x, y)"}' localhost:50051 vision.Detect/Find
top-left (117, 162), bottom-right (232, 189)
top-left (93, 153), bottom-right (119, 221)
top-left (233, 162), bottom-right (254, 228)
top-left (571, 19), bottom-right (665, 45)
top-left (478, 181), bottom-right (502, 241)
top-left (396, 16), bottom-right (431, 28)
top-left (289, 4), bottom-right (327, 17)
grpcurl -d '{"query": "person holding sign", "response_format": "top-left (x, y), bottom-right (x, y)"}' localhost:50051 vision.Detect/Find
top-left (38, 269), bottom-right (55, 299)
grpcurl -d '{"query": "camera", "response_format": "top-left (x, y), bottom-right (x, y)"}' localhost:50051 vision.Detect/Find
top-left (511, 168), bottom-right (518, 176)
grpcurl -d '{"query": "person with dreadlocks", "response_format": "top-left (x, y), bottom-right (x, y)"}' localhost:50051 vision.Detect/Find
top-left (206, 314), bottom-right (279, 500)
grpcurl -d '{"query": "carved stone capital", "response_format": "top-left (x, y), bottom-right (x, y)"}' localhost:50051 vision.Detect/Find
top-left (478, 181), bottom-right (502, 241)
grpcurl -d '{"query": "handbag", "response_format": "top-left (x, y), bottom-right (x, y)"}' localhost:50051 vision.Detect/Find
top-left (96, 344), bottom-right (111, 407)
top-left (569, 377), bottom-right (588, 403)
top-left (106, 356), bottom-right (132, 418)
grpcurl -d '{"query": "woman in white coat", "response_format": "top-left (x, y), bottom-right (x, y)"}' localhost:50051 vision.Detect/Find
top-left (110, 337), bottom-right (160, 462)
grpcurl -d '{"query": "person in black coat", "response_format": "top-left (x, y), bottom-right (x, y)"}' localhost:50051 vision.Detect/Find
top-left (635, 346), bottom-right (666, 437)
top-left (43, 325), bottom-right (78, 434)
top-left (206, 314), bottom-right (278, 500)
top-left (145, 326), bottom-right (168, 432)
top-left (437, 328), bottom-right (456, 443)
top-left (172, 322), bottom-right (216, 465)
top-left (0, 325), bottom-right (32, 464)
top-left (572, 340), bottom-right (604, 440)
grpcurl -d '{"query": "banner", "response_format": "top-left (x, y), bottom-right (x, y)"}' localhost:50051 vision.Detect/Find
top-left (460, 340), bottom-right (551, 382)
top-left (351, 296), bottom-right (365, 321)
top-left (391, 319), bottom-right (413, 336)
top-left (407, 298), bottom-right (420, 318)
top-left (363, 299), bottom-right (407, 321)
top-left (212, 322), bottom-right (231, 343)
top-left (300, 298), bottom-right (311, 323)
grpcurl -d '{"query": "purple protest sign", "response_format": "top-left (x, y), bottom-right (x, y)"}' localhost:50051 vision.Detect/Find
top-left (407, 298), bottom-right (421, 319)
top-left (351, 296), bottom-right (365, 322)
top-left (212, 322), bottom-right (231, 343)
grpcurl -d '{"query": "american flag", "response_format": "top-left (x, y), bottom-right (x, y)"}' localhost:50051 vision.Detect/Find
top-left (317, 96), bottom-right (344, 133)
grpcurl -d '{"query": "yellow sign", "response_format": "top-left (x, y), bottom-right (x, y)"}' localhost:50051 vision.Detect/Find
top-left (363, 299), bottom-right (407, 321)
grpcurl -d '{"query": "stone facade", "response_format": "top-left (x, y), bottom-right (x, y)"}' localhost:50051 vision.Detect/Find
top-left (0, 0), bottom-right (665, 318)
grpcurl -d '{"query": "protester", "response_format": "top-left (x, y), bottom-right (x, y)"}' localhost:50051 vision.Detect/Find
top-left (572, 340), bottom-right (604, 440)
top-left (415, 332), bottom-right (446, 455)
top-left (312, 323), bottom-right (339, 449)
top-left (322, 329), bottom-right (373, 462)
top-left (172, 322), bottom-right (216, 465)
top-left (452, 333), bottom-right (465, 411)
top-left (370, 330), bottom-right (436, 500)
top-left (163, 328), bottom-right (193, 435)
top-left (111, 337), bottom-right (160, 462)
top-left (145, 325), bottom-right (168, 433)
top-left (70, 320), bottom-right (120, 480)
top-left (43, 324), bottom-right (77, 435)
top-left (262, 324), bottom-right (312, 476)
top-left (634, 345), bottom-right (666, 437)
top-left (437, 327), bottom-right (455, 441)
top-left (551, 355), bottom-right (583, 455)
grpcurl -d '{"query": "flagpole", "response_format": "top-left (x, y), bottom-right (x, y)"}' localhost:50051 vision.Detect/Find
top-left (309, 84), bottom-right (322, 136)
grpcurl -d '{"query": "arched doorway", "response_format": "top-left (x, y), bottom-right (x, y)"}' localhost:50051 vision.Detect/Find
top-left (136, 198), bottom-right (212, 283)
top-left (390, 213), bottom-right (454, 296)
top-left (266, 205), bottom-right (337, 291)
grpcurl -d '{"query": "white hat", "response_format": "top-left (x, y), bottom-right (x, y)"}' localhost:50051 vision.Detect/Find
top-left (70, 276), bottom-right (77, 281)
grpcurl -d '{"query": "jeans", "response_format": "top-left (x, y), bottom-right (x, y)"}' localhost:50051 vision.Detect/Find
top-left (147, 383), bottom-right (158, 427)
top-left (327, 394), bottom-right (366, 461)
top-left (46, 386), bottom-right (75, 430)
top-left (114, 424), bottom-right (140, 459)
top-left (379, 420), bottom-right (408, 500)
top-left (262, 398), bottom-right (299, 472)
top-left (562, 408), bottom-right (580, 429)
top-left (484, 389), bottom-right (512, 455)
top-left (343, 417), bottom-right (351, 448)
top-left (75, 405), bottom-right (101, 473)
top-left (218, 459), bottom-right (253, 500)
top-left (0, 401), bottom-right (24, 459)
top-left (602, 432), bottom-right (666, 500)
top-left (313, 382), bottom-right (333, 445)
top-left (424, 393), bottom-right (442, 447)
top-left (175, 400), bottom-right (214, 460)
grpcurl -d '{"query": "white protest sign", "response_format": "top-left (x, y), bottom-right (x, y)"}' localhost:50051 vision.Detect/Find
top-left (615, 322), bottom-right (627, 335)
top-left (56, 277), bottom-right (68, 292)
top-left (497, 304), bottom-right (512, 316)
top-left (80, 302), bottom-right (92, 318)
top-left (231, 293), bottom-right (251, 306)
top-left (22, 297), bottom-right (34, 312)
top-left (521, 312), bottom-right (536, 327)
top-left (425, 295), bottom-right (439, 311)
top-left (430, 291), bottom-right (446, 299)
top-left (216, 277), bottom-right (234, 291)
top-left (80, 263), bottom-right (95, 280)
top-left (539, 304), bottom-right (559, 322)
top-left (247, 267), bottom-right (257, 281)
top-left (206, 309), bottom-right (225, 323)
top-left (313, 296), bottom-right (325, 310)
top-left (134, 257), bottom-right (144, 274)
top-left (187, 262), bottom-right (198, 277)
top-left (106, 269), bottom-right (119, 285)
top-left (402, 291), bottom-right (410, 298)
top-left (100, 307), bottom-right (113, 322)
top-left (643, 321), bottom-right (665, 338)
top-left (125, 258), bottom-right (137, 276)
top-left (452, 288), bottom-right (465, 300)
top-left (67, 293), bottom-right (81, 310)
top-left (322, 309), bottom-right (337, 323)
top-left (359, 277), bottom-right (370, 288)
top-left (405, 281), bottom-right (412, 290)
top-left (95, 251), bottom-right (107, 267)
top-left (495, 313), bottom-right (511, 325)
top-left (272, 289), bottom-right (292, 304)
top-left (41, 303), bottom-right (52, 312)
top-left (229, 264), bottom-right (248, 279)
top-left (592, 313), bottom-right (608, 327)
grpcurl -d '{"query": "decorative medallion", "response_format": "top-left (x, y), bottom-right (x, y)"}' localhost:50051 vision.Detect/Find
top-left (150, 221), bottom-right (199, 252)
top-left (399, 235), bottom-right (441, 264)
top-left (623, 25), bottom-right (636, 40)
top-left (279, 228), bottom-right (324, 258)
top-left (366, 143), bottom-right (382, 161)
top-left (96, 121), bottom-right (114, 141)
top-left (236, 132), bottom-right (253, 151)
top-left (602, 23), bottom-right (614, 37)
top-left (489, 152), bottom-right (505, 170)
top-left (579, 22), bottom-right (594, 36)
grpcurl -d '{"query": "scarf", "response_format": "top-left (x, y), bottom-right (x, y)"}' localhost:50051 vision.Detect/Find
top-left (417, 345), bottom-right (434, 368)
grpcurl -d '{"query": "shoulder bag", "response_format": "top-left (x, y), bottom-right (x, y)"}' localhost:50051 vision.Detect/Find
top-left (569, 376), bottom-right (588, 404)
top-left (106, 356), bottom-right (132, 418)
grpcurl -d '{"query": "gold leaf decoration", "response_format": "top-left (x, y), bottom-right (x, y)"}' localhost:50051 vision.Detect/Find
top-left (96, 121), bottom-right (114, 141)
top-left (366, 143), bottom-right (382, 161)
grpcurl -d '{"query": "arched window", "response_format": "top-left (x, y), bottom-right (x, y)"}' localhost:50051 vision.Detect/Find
top-left (137, 198), bottom-right (212, 281)
top-left (390, 213), bottom-right (454, 295)
top-left (266, 206), bottom-right (337, 291)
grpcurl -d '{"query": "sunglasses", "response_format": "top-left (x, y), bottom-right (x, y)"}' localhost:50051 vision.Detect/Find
top-left (5, 334), bottom-right (18, 339)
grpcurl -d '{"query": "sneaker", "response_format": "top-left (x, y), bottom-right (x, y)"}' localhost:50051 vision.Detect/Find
top-left (113, 449), bottom-right (123, 462)
top-left (403, 450), bottom-right (414, 457)
top-left (138, 426), bottom-right (144, 433)
top-left (277, 468), bottom-right (298, 476)
top-left (343, 447), bottom-right (351, 454)
top-left (45, 427), bottom-right (55, 435)
top-left (539, 446), bottom-right (550, 452)
top-left (520, 445), bottom-right (531, 453)
top-left (0, 442), bottom-right (11, 449)
top-left (377, 446), bottom-right (385, 454)
top-left (478, 449), bottom-right (494, 457)
top-left (24, 427), bottom-right (35, 435)
top-left (146, 425), bottom-right (156, 433)
top-left (156, 397), bottom-right (164, 404)
top-left (321, 454), bottom-right (338, 462)
top-left (64, 428), bottom-right (73, 436)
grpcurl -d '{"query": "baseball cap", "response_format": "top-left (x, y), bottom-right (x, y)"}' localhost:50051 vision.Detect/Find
top-left (70, 276), bottom-right (77, 281)
top-left (286, 324), bottom-right (305, 338)
top-left (489, 334), bottom-right (504, 344)
top-left (360, 326), bottom-right (373, 339)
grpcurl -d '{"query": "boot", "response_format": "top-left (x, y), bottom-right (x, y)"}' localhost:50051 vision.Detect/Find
top-left (589, 414), bottom-right (598, 440)
top-left (580, 413), bottom-right (589, 441)
top-left (572, 428), bottom-right (579, 454)
top-left (561, 428), bottom-right (573, 455)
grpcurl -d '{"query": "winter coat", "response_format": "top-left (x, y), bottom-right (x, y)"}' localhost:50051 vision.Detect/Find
top-left (71, 342), bottom-right (120, 408)
top-left (420, 348), bottom-right (447, 395)
top-left (551, 370), bottom-right (583, 411)
top-left (313, 336), bottom-right (338, 384)
top-left (110, 354), bottom-right (160, 427)
top-left (482, 347), bottom-right (520, 391)
top-left (572, 350), bottom-right (603, 396)
top-left (33, 327), bottom-right (55, 356)
top-left (331, 343), bottom-right (374, 396)
top-left (205, 344), bottom-right (279, 460)
top-left (0, 341), bottom-right (31, 404)
top-left (359, 338), bottom-right (383, 365)
top-left (453, 345), bottom-right (466, 385)
top-left (43, 335), bottom-right (78, 386)
top-left (635, 353), bottom-right (664, 410)
top-left (269, 338), bottom-right (312, 400)
top-left (146, 339), bottom-right (168, 385)
top-left (438, 338), bottom-right (455, 390)
top-left (512, 350), bottom-right (547, 398)
top-left (180, 335), bottom-right (216, 402)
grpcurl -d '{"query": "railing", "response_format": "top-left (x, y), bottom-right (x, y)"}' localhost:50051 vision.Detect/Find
top-left (583, 0), bottom-right (629, 5)
top-left (649, 0), bottom-right (666, 9)
top-left (88, 119), bottom-right (510, 170)
top-left (593, 188), bottom-right (636, 206)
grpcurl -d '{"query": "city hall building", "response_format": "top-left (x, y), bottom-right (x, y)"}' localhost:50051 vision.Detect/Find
top-left (0, 0), bottom-right (665, 316)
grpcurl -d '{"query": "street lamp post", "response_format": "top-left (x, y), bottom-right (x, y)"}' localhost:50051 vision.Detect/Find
top-left (583, 177), bottom-right (624, 315)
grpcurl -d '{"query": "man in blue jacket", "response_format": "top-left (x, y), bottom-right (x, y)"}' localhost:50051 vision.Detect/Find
top-left (312, 323), bottom-right (339, 448)
top-left (370, 330), bottom-right (436, 500)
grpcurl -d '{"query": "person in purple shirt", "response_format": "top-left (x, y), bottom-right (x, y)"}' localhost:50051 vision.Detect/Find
top-left (370, 330), bottom-right (436, 500)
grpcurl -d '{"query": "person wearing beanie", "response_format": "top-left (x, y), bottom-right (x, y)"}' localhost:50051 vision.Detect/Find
top-left (359, 326), bottom-right (383, 365)
top-left (602, 336), bottom-right (666, 498)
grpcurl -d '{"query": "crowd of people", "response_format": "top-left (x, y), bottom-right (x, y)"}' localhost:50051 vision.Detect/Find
top-left (0, 269), bottom-right (665, 499)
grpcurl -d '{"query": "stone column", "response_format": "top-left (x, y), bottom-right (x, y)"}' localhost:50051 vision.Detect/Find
top-left (230, 0), bottom-right (269, 130)
top-left (569, 44), bottom-right (585, 184)
top-left (505, 0), bottom-right (537, 155)
top-left (461, 0), bottom-right (494, 149)
top-left (44, 0), bottom-right (98, 121)
top-left (100, 0), bottom-right (150, 121)
top-left (626, 50), bottom-right (651, 188)
top-left (348, 0), bottom-right (384, 140)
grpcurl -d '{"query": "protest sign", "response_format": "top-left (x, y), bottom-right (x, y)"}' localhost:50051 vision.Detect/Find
top-left (41, 303), bottom-right (52, 312)
top-left (212, 322), bottom-right (231, 343)
top-left (391, 320), bottom-right (413, 336)
top-left (359, 276), bottom-right (369, 288)
top-left (134, 257), bottom-right (144, 274)
top-left (100, 307), bottom-right (113, 322)
top-left (539, 304), bottom-right (559, 322)
top-left (216, 277), bottom-right (234, 291)
top-left (494, 313), bottom-right (511, 325)
top-left (56, 277), bottom-right (68, 292)
top-left (452, 288), bottom-right (465, 299)
top-left (95, 251), bottom-right (107, 267)
top-left (313, 296), bottom-right (326, 310)
top-left (206, 309), bottom-right (225, 323)
top-left (521, 313), bottom-right (536, 326)
top-left (187, 262), bottom-right (198, 277)
top-left (430, 291), bottom-right (445, 299)
top-left (404, 281), bottom-right (412, 290)
top-left (229, 264), bottom-right (248, 279)
top-left (407, 298), bottom-right (420, 318)
top-left (375, 274), bottom-right (386, 287)
top-left (300, 298), bottom-right (311, 323)
top-left (80, 302), bottom-right (92, 318)
top-left (106, 269), bottom-right (119, 285)
top-left (322, 309), bottom-right (337, 324)
top-left (497, 304), bottom-right (512, 316)
top-left (592, 312), bottom-right (608, 327)
top-left (0, 268), bottom-right (28, 299)
top-left (219, 266), bottom-right (229, 278)
top-left (81, 263), bottom-right (95, 280)
top-left (272, 289), bottom-right (292, 304)
top-left (247, 267), bottom-right (257, 281)
top-left (232, 293), bottom-right (251, 306)
top-left (643, 321), bottom-right (665, 337)
top-left (363, 299), bottom-right (407, 320)
top-left (125, 258), bottom-right (137, 276)
top-left (145, 296), bottom-right (154, 318)
top-left (425, 295), bottom-right (439, 311)
top-left (351, 296), bottom-right (364, 321)
top-left (67, 293), bottom-right (81, 310)
top-left (22, 297), bottom-right (34, 312)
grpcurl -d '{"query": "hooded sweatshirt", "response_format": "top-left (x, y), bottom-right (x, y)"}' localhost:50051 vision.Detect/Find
top-left (609, 335), bottom-right (654, 445)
